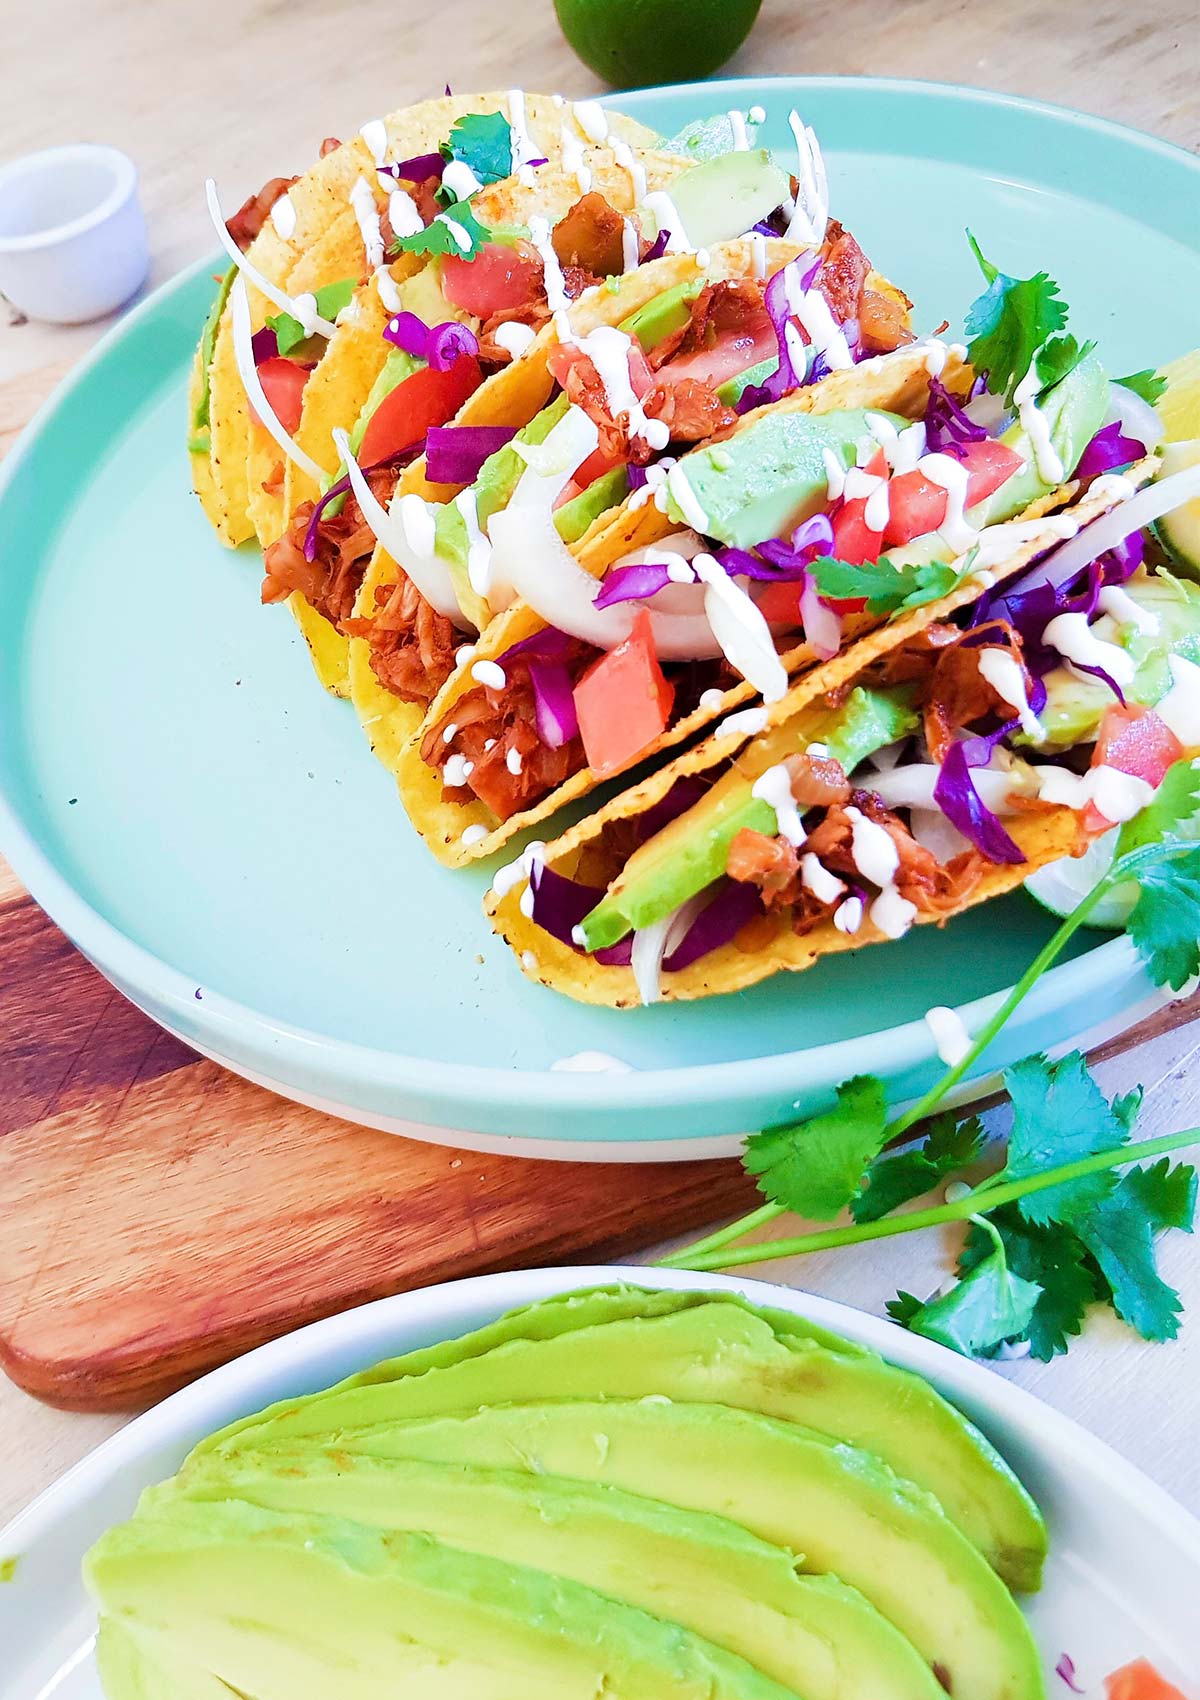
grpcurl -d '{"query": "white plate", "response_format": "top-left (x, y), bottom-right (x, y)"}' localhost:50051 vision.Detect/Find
top-left (3, 1266), bottom-right (1198, 1697)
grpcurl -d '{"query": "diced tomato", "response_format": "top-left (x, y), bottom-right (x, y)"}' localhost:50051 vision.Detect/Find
top-left (755, 580), bottom-right (807, 627)
top-left (440, 241), bottom-right (543, 317)
top-left (547, 337), bottom-right (654, 400)
top-left (657, 316), bottom-right (779, 388)
top-left (1105, 1660), bottom-right (1188, 1700)
top-left (573, 610), bottom-right (674, 777)
top-left (1082, 703), bottom-right (1183, 832)
top-left (358, 357), bottom-right (482, 466)
top-left (882, 439), bottom-right (1024, 549)
top-left (558, 443), bottom-right (624, 505)
top-left (254, 358), bottom-right (311, 435)
top-left (830, 497), bottom-right (883, 568)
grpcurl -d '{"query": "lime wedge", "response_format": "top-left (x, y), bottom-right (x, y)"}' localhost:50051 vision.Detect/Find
top-left (1024, 830), bottom-right (1138, 927)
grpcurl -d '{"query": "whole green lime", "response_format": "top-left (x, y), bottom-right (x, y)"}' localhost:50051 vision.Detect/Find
top-left (555, 0), bottom-right (763, 88)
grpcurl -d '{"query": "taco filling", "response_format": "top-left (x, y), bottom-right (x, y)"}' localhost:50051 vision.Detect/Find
top-left (512, 457), bottom-right (1200, 1001)
top-left (416, 318), bottom-right (1115, 825)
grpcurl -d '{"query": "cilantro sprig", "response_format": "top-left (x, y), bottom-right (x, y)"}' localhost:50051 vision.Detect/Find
top-left (659, 758), bottom-right (1200, 1361)
top-left (392, 196), bottom-right (491, 261)
top-left (442, 111), bottom-right (514, 187)
top-left (964, 234), bottom-right (1069, 404)
top-left (1116, 368), bottom-right (1168, 406)
top-left (811, 554), bottom-right (966, 618)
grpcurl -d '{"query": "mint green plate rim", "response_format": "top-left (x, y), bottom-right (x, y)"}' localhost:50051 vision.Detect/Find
top-left (0, 76), bottom-right (1193, 1157)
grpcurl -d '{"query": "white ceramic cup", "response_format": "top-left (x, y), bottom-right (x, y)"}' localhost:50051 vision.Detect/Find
top-left (0, 143), bottom-right (149, 324)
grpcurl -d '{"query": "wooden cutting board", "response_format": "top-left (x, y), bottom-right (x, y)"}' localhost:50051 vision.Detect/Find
top-left (1, 363), bottom-right (1196, 1416)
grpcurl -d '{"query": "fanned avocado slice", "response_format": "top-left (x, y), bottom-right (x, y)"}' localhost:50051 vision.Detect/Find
top-left (198, 1285), bottom-right (1045, 1592)
top-left (96, 1620), bottom-right (240, 1700)
top-left (169, 1450), bottom-right (944, 1700)
top-left (224, 1404), bottom-right (1043, 1700)
top-left (86, 1499), bottom-right (807, 1700)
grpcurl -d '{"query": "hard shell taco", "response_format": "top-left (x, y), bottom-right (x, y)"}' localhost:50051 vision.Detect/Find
top-left (486, 444), bottom-right (1200, 1006)
top-left (262, 137), bottom-right (744, 696)
top-left (189, 92), bottom-right (661, 550)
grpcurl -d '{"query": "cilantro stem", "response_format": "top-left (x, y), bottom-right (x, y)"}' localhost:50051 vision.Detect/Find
top-left (661, 863), bottom-right (1125, 1271)
top-left (658, 1129), bottom-right (1199, 1272)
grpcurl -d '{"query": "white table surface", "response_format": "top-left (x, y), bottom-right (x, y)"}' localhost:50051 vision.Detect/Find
top-left (2, 0), bottom-right (1200, 1536)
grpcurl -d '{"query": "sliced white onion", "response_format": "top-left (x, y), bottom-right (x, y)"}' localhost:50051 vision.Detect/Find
top-left (865, 762), bottom-right (1026, 813)
top-left (909, 807), bottom-right (972, 864)
top-left (1106, 380), bottom-right (1165, 452)
top-left (799, 575), bottom-right (841, 660)
top-left (692, 556), bottom-right (789, 701)
top-left (631, 892), bottom-right (708, 1005)
top-left (205, 179), bottom-right (337, 337)
top-left (1026, 461), bottom-right (1200, 589)
top-left (332, 428), bottom-right (464, 621)
top-left (491, 409), bottom-right (721, 657)
top-left (229, 277), bottom-right (326, 484)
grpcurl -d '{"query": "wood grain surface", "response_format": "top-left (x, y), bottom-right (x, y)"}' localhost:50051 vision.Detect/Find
top-left (3, 0), bottom-right (1200, 1522)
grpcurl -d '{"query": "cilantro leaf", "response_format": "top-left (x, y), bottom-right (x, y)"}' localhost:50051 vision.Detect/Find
top-left (443, 112), bottom-right (513, 186)
top-left (1115, 368), bottom-right (1167, 406)
top-left (960, 1208), bottom-right (1099, 1360)
top-left (810, 555), bottom-right (964, 619)
top-left (744, 1075), bottom-right (888, 1220)
top-left (1077, 1160), bottom-right (1197, 1341)
top-left (964, 233), bottom-right (1069, 404)
top-left (886, 1291), bottom-right (925, 1328)
top-left (899, 1224), bottom-right (1042, 1357)
top-left (851, 1113), bottom-right (985, 1224)
top-left (1116, 756), bottom-right (1200, 859)
top-left (393, 199), bottom-right (491, 260)
top-left (1125, 843), bottom-right (1200, 991)
top-left (1003, 1051), bottom-right (1132, 1226)
top-left (1034, 332), bottom-right (1096, 392)
top-left (266, 277), bottom-right (356, 355)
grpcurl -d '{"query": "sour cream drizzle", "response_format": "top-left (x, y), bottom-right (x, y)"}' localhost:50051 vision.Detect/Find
top-left (718, 705), bottom-right (769, 737)
top-left (270, 191), bottom-right (296, 239)
top-left (642, 190), bottom-right (692, 254)
top-left (845, 803), bottom-right (916, 940)
top-left (925, 1005), bottom-right (972, 1066)
top-left (360, 119), bottom-right (388, 167)
top-left (494, 320), bottom-right (537, 359)
top-left (621, 217), bottom-right (640, 271)
top-left (560, 123), bottom-right (592, 196)
top-left (693, 554), bottom-right (789, 701)
top-left (455, 487), bottom-right (494, 597)
top-left (349, 176), bottom-right (385, 269)
top-left (1097, 584), bottom-right (1159, 635)
top-left (388, 187), bottom-right (425, 239)
top-left (612, 140), bottom-right (648, 203)
top-left (506, 88), bottom-right (541, 186)
top-left (978, 648), bottom-right (1045, 741)
top-left (783, 258), bottom-right (853, 371)
top-left (442, 159), bottom-right (483, 201)
top-left (1152, 653), bottom-right (1200, 745)
top-left (574, 325), bottom-right (670, 450)
top-left (752, 764), bottom-right (806, 845)
top-left (571, 99), bottom-right (609, 144)
top-left (1042, 611), bottom-right (1136, 685)
top-left (1014, 362), bottom-right (1065, 485)
top-left (527, 214), bottom-right (572, 325)
top-left (919, 453), bottom-right (977, 553)
top-left (801, 853), bottom-right (846, 904)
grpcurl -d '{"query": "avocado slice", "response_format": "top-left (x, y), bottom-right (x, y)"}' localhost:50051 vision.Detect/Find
top-left (665, 112), bottom-right (758, 162)
top-left (188, 267), bottom-right (235, 452)
top-left (173, 1450), bottom-right (945, 1700)
top-left (96, 1619), bottom-right (235, 1700)
top-left (266, 1403), bottom-right (1043, 1700)
top-left (672, 409), bottom-right (908, 549)
top-left (87, 1499), bottom-right (806, 1700)
top-left (557, 464), bottom-right (630, 543)
top-left (199, 1290), bottom-right (1045, 1591)
top-left (718, 356), bottom-right (777, 407)
top-left (620, 279), bottom-right (706, 352)
top-left (580, 686), bottom-right (918, 950)
top-left (972, 350), bottom-right (1111, 523)
top-left (666, 149), bottom-right (791, 251)
top-left (1156, 439), bottom-right (1200, 576)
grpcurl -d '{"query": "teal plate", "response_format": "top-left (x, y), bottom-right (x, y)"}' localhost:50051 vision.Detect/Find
top-left (1, 78), bottom-right (1195, 1158)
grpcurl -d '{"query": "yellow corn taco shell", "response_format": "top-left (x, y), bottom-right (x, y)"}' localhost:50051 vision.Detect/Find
top-left (196, 93), bottom-right (659, 548)
top-left (486, 463), bottom-right (1156, 1006)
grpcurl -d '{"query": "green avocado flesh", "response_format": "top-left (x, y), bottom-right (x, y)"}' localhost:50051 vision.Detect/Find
top-left (672, 409), bottom-right (908, 550)
top-left (666, 149), bottom-right (791, 251)
top-left (579, 687), bottom-right (918, 951)
top-left (171, 1451), bottom-right (943, 1700)
top-left (1157, 440), bottom-right (1200, 574)
top-left (188, 267), bottom-right (235, 452)
top-left (718, 356), bottom-right (776, 406)
top-left (621, 278), bottom-right (705, 351)
top-left (87, 1286), bottom-right (1046, 1700)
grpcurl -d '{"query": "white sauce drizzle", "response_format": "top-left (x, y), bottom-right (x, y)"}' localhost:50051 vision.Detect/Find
top-left (349, 176), bottom-right (385, 270)
top-left (461, 823), bottom-right (489, 847)
top-left (1035, 763), bottom-right (1155, 822)
top-left (612, 140), bottom-right (648, 202)
top-left (718, 705), bottom-right (770, 737)
top-left (919, 452), bottom-right (978, 553)
top-left (1097, 584), bottom-right (1159, 635)
top-left (388, 187), bottom-right (425, 239)
top-left (455, 488), bottom-right (494, 597)
top-left (491, 839), bottom-right (546, 900)
top-left (846, 805), bottom-right (898, 886)
top-left (360, 119), bottom-right (388, 166)
top-left (642, 190), bottom-right (693, 254)
top-left (527, 214), bottom-right (572, 316)
top-left (1042, 611), bottom-right (1136, 685)
top-left (833, 896), bottom-right (864, 934)
top-left (801, 853), bottom-right (846, 904)
top-left (494, 321), bottom-right (538, 360)
top-left (506, 746), bottom-right (523, 775)
top-left (571, 99), bottom-right (609, 144)
top-left (560, 124), bottom-right (592, 196)
top-left (822, 446), bottom-right (848, 501)
top-left (978, 648), bottom-right (1045, 741)
top-left (374, 267), bottom-right (403, 314)
top-left (270, 191), bottom-right (296, 239)
top-left (437, 213), bottom-right (473, 253)
top-left (506, 88), bottom-right (541, 186)
top-left (442, 722), bottom-right (459, 744)
top-left (749, 104), bottom-right (766, 123)
top-left (573, 325), bottom-right (669, 450)
top-left (1152, 653), bottom-right (1200, 746)
top-left (750, 230), bottom-right (768, 280)
top-left (621, 218), bottom-right (640, 272)
top-left (864, 479), bottom-right (891, 534)
top-left (871, 885), bottom-right (918, 940)
top-left (444, 753), bottom-right (475, 787)
top-left (786, 261), bottom-right (853, 371)
top-left (752, 764), bottom-right (807, 846)
top-left (728, 109), bottom-right (750, 150)
top-left (867, 413), bottom-right (927, 475)
top-left (664, 461), bottom-right (709, 531)
top-left (456, 643), bottom-right (477, 667)
top-left (629, 456), bottom-right (676, 512)
top-left (442, 159), bottom-right (483, 201)
top-left (925, 1006), bottom-right (972, 1066)
top-left (471, 659), bottom-right (507, 689)
top-left (1014, 362), bottom-right (1065, 485)
top-left (699, 687), bottom-right (727, 712)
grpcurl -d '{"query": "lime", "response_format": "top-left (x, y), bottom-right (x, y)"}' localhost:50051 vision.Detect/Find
top-left (1024, 830), bottom-right (1138, 928)
top-left (1157, 349), bottom-right (1200, 443)
top-left (555, 0), bottom-right (762, 89)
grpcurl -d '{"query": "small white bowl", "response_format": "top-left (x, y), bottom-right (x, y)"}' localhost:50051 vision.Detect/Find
top-left (0, 143), bottom-right (148, 324)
